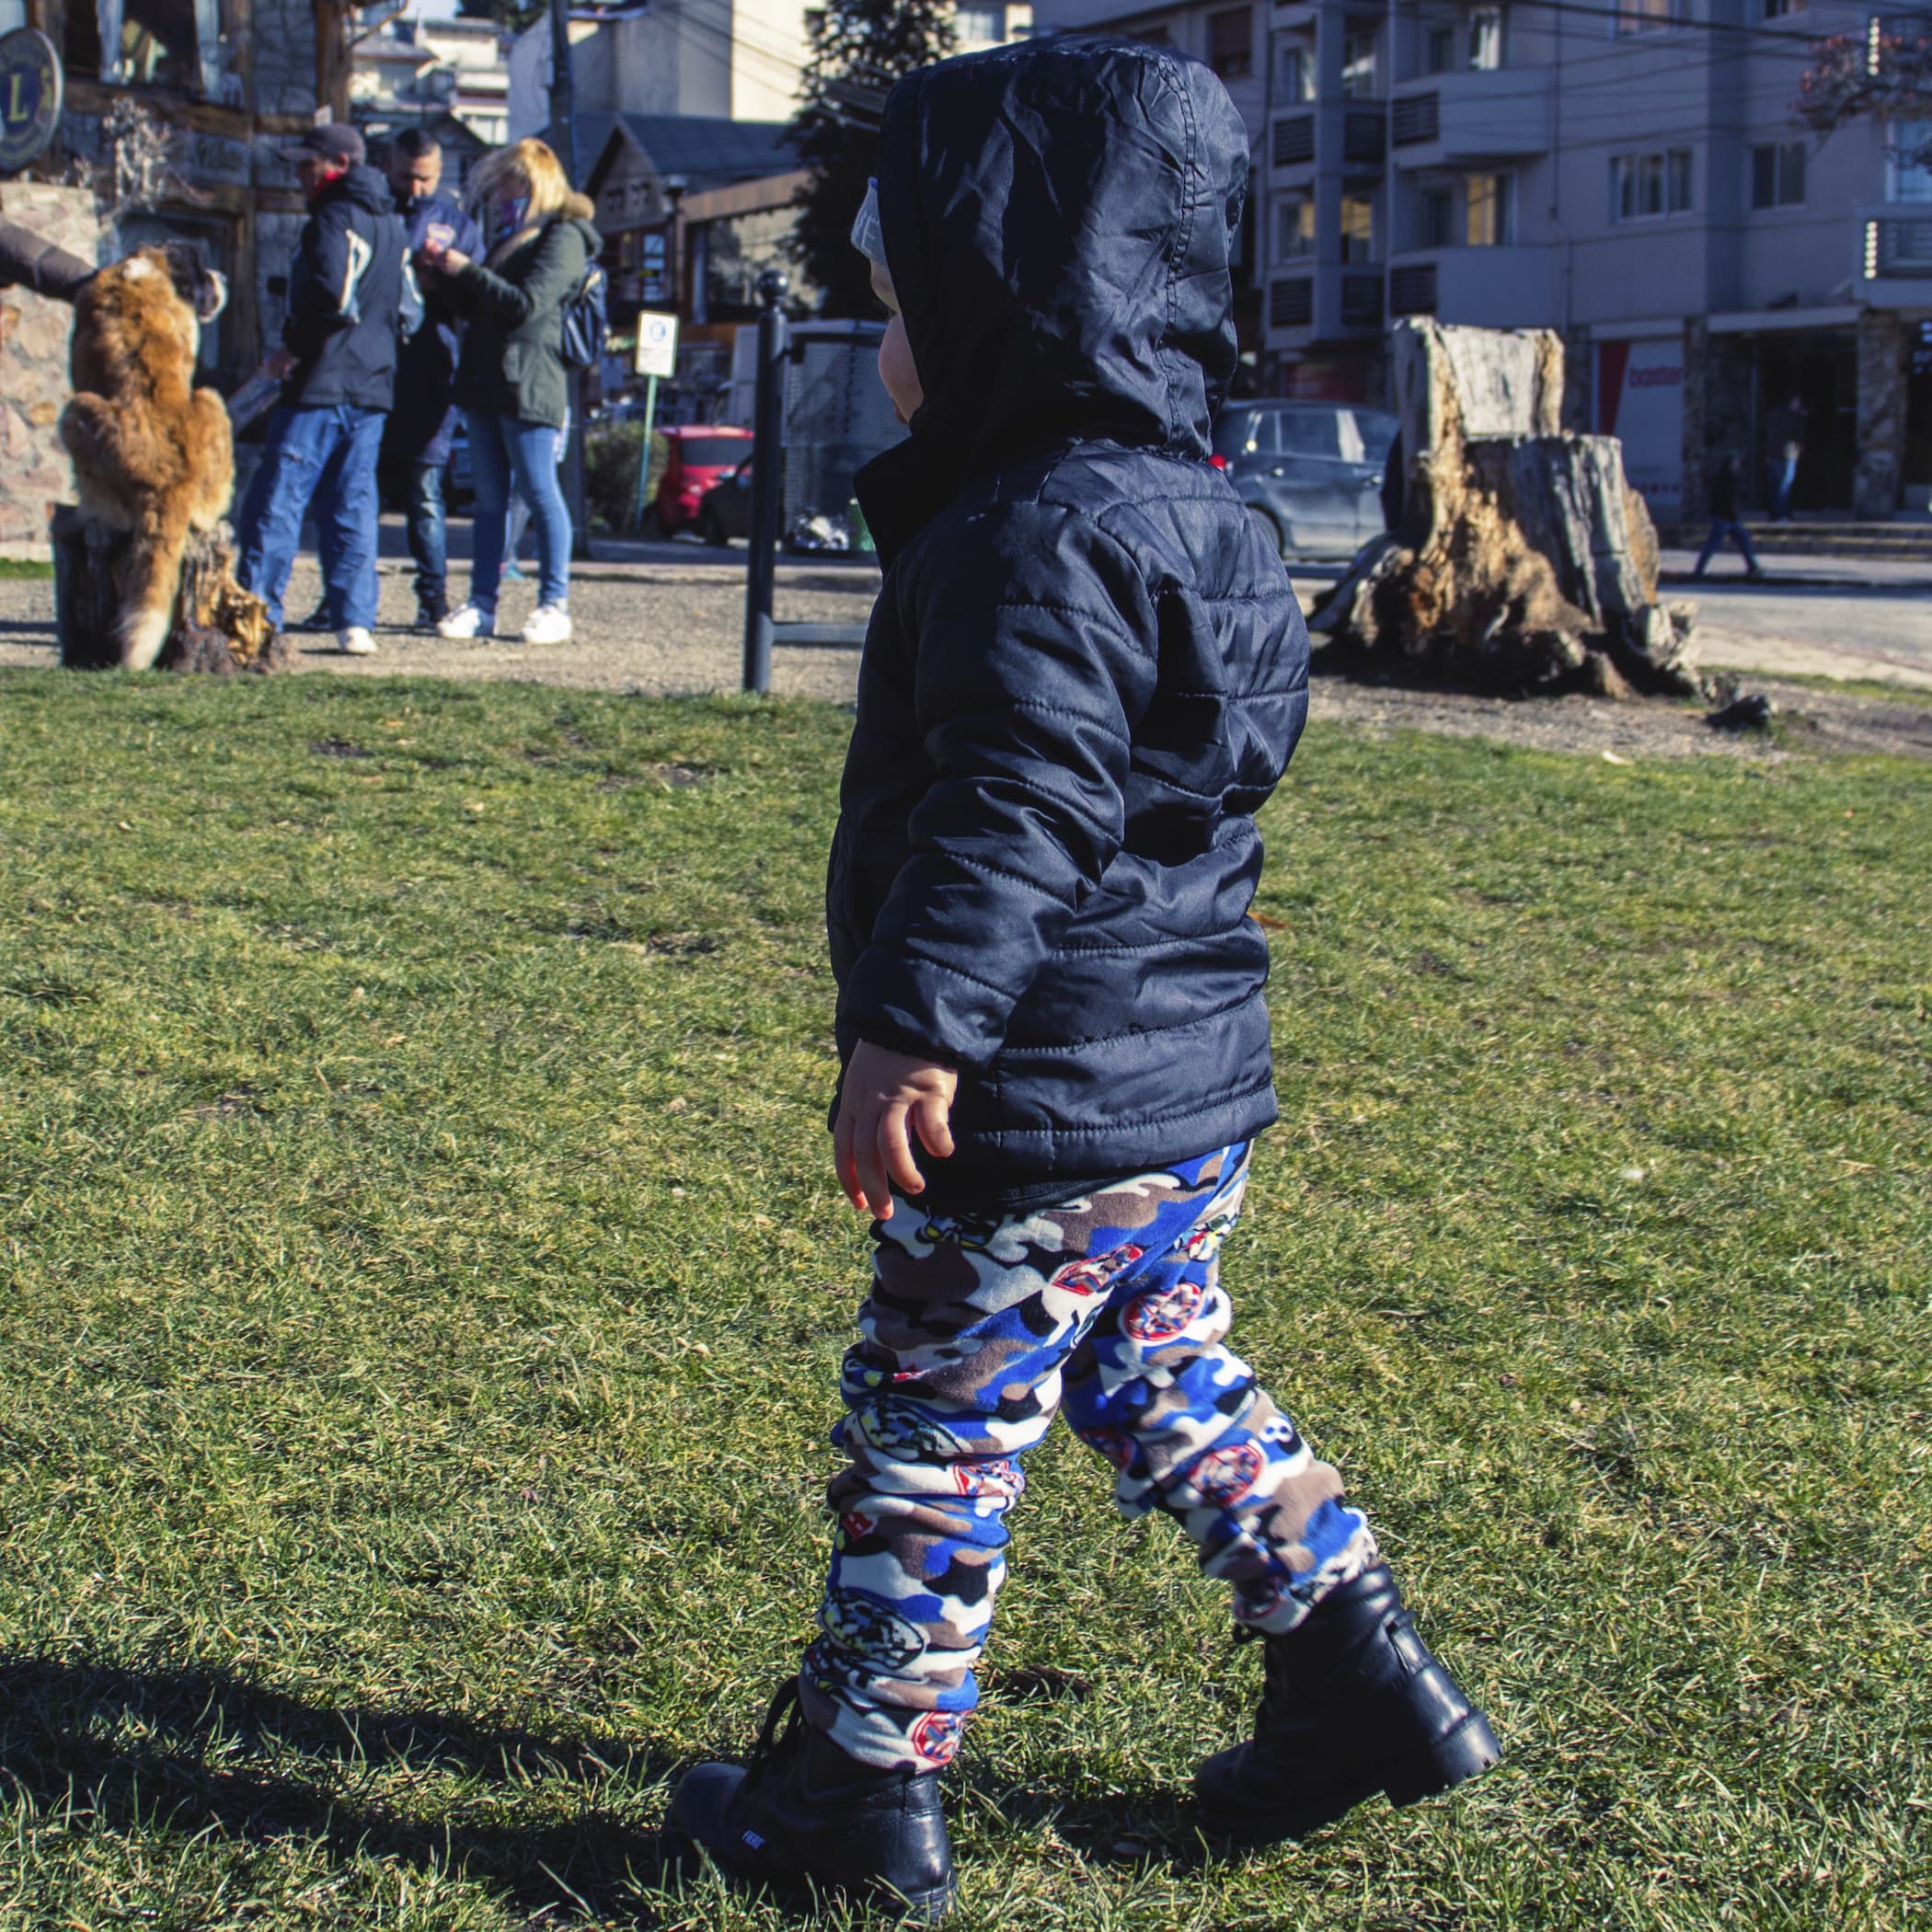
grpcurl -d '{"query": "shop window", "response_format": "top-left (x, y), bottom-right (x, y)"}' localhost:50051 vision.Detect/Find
top-left (64, 0), bottom-right (224, 93)
top-left (1611, 148), bottom-right (1693, 221)
top-left (1340, 194), bottom-right (1374, 263)
top-left (1467, 6), bottom-right (1507, 68)
top-left (1466, 172), bottom-right (1513, 245)
top-left (1209, 6), bottom-right (1251, 79)
top-left (1750, 142), bottom-right (1806, 209)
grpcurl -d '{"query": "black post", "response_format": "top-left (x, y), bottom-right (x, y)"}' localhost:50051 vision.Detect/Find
top-left (742, 268), bottom-right (788, 696)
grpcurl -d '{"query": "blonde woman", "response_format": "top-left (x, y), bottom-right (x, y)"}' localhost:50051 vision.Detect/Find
top-left (419, 138), bottom-right (600, 645)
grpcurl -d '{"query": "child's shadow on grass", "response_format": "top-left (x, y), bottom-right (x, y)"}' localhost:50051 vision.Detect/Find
top-left (0, 1652), bottom-right (680, 1924)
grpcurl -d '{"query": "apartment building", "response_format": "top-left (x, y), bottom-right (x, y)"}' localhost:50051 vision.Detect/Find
top-left (1036, 0), bottom-right (1932, 520)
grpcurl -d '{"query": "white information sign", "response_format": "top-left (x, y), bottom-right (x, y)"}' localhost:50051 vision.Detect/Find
top-left (634, 310), bottom-right (680, 379)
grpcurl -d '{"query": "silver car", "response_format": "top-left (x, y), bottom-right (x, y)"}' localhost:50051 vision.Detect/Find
top-left (1212, 401), bottom-right (1398, 560)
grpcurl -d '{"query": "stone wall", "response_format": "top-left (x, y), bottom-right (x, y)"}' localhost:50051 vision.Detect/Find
top-left (0, 185), bottom-right (108, 557)
top-left (1853, 309), bottom-right (1911, 519)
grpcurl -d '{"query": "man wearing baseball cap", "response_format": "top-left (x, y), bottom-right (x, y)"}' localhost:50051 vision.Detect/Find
top-left (235, 122), bottom-right (408, 656)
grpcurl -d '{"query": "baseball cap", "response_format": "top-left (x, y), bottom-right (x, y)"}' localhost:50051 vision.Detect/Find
top-left (280, 123), bottom-right (364, 167)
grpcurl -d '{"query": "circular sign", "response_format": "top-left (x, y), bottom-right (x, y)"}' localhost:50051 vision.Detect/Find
top-left (0, 29), bottom-right (63, 177)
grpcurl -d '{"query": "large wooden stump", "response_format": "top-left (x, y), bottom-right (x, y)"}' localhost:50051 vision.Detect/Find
top-left (1312, 320), bottom-right (1700, 697)
top-left (52, 506), bottom-right (287, 673)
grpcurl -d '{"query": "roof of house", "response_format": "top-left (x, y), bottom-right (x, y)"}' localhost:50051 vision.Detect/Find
top-left (569, 115), bottom-right (795, 194)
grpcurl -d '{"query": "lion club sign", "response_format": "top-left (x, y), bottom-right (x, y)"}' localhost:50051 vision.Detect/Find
top-left (0, 29), bottom-right (63, 176)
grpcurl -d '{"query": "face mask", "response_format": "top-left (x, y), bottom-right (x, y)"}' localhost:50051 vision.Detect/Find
top-left (498, 196), bottom-right (529, 237)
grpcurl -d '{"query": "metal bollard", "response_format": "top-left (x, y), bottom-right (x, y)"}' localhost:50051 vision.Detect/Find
top-left (742, 268), bottom-right (789, 696)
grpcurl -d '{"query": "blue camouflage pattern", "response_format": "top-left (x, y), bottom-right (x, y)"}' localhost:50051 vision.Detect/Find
top-left (799, 1144), bottom-right (1377, 1772)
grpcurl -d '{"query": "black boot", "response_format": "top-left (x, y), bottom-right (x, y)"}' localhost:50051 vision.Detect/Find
top-left (668, 1681), bottom-right (955, 1923)
top-left (1197, 1563), bottom-right (1501, 1844)
top-left (414, 592), bottom-right (448, 633)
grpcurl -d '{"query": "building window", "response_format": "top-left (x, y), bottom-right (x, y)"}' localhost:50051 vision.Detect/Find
top-left (1750, 142), bottom-right (1806, 209)
top-left (1341, 29), bottom-right (1378, 98)
top-left (1615, 0), bottom-right (1685, 32)
top-left (1466, 172), bottom-right (1513, 244)
top-left (1890, 121), bottom-right (1932, 201)
top-left (1340, 193), bottom-right (1375, 263)
top-left (1468, 7), bottom-right (1507, 67)
top-left (1420, 185), bottom-right (1455, 247)
top-left (1209, 6), bottom-right (1252, 78)
top-left (1276, 197), bottom-right (1316, 259)
top-left (1611, 149), bottom-right (1693, 221)
top-left (65, 0), bottom-right (224, 91)
top-left (1761, 0), bottom-right (1803, 15)
top-left (955, 5), bottom-right (1006, 45)
top-left (1425, 25), bottom-right (1454, 74)
top-left (1274, 33), bottom-right (1314, 99)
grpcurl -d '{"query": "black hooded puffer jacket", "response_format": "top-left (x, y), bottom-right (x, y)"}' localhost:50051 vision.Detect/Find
top-left (281, 165), bottom-right (408, 414)
top-left (830, 34), bottom-right (1312, 1213)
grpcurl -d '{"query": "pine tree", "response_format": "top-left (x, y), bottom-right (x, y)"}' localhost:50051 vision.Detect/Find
top-left (787, 0), bottom-right (957, 316)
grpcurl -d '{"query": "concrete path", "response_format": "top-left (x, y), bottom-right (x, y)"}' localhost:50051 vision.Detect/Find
top-left (1654, 549), bottom-right (1932, 692)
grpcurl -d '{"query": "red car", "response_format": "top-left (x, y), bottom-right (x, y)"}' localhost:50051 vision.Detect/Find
top-left (653, 424), bottom-right (754, 535)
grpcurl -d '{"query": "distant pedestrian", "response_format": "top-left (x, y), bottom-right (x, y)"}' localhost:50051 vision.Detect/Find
top-left (1693, 454), bottom-right (1763, 580)
top-left (1765, 393), bottom-right (1805, 523)
top-left (381, 131), bottom-right (483, 632)
top-left (420, 137), bottom-right (600, 647)
top-left (236, 124), bottom-right (408, 658)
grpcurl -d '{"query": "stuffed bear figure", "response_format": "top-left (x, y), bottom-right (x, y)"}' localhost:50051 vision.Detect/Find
top-left (60, 245), bottom-right (235, 669)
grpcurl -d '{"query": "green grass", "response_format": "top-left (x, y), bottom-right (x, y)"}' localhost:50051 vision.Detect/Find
top-left (0, 558), bottom-right (53, 581)
top-left (1, 670), bottom-right (1926, 1931)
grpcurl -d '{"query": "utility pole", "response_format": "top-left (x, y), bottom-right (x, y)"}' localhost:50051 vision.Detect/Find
top-left (548, 0), bottom-right (590, 557)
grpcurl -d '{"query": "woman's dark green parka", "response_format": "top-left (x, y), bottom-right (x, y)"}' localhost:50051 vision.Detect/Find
top-left (445, 191), bottom-right (601, 430)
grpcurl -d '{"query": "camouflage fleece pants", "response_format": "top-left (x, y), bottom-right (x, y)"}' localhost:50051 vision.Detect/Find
top-left (797, 1143), bottom-right (1378, 1773)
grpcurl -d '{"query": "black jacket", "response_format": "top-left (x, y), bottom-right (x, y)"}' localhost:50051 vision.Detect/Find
top-left (385, 189), bottom-right (484, 466)
top-left (447, 198), bottom-right (600, 430)
top-left (282, 166), bottom-right (408, 413)
top-left (831, 37), bottom-right (1311, 1212)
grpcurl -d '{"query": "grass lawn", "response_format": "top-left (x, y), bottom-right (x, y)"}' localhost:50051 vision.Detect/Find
top-left (0, 670), bottom-right (1926, 1931)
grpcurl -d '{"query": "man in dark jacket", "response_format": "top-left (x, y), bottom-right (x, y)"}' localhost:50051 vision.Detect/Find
top-left (379, 131), bottom-right (481, 630)
top-left (668, 37), bottom-right (1500, 1922)
top-left (235, 123), bottom-right (408, 655)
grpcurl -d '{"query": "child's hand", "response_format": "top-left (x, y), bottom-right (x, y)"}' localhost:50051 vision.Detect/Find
top-left (834, 1041), bottom-right (957, 1221)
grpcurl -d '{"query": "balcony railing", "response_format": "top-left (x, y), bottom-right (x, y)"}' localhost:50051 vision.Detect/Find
top-left (1342, 109), bottom-right (1386, 165)
top-left (1391, 93), bottom-right (1439, 147)
top-left (1270, 277), bottom-right (1315, 328)
top-left (1389, 261), bottom-right (1438, 316)
top-left (1340, 272), bottom-right (1384, 326)
top-left (1862, 206), bottom-right (1932, 280)
top-left (1273, 114), bottom-right (1316, 167)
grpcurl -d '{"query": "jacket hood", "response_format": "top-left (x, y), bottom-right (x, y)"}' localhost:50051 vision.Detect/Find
top-left (876, 35), bottom-right (1248, 485)
top-left (331, 166), bottom-right (397, 216)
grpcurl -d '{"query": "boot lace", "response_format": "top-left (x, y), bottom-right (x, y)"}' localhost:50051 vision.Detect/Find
top-left (742, 1677), bottom-right (807, 1791)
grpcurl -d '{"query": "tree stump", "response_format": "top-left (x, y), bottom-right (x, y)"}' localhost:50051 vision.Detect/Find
top-left (1312, 320), bottom-right (1701, 697)
top-left (52, 506), bottom-right (287, 673)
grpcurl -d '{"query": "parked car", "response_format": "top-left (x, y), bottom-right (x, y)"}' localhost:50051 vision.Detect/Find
top-left (1211, 401), bottom-right (1398, 559)
top-left (696, 456), bottom-right (753, 545)
top-left (654, 424), bottom-right (754, 535)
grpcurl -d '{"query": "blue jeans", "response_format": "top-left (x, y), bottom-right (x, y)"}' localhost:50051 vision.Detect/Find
top-left (1694, 517), bottom-right (1759, 576)
top-left (1770, 454), bottom-right (1798, 521)
top-left (403, 461), bottom-right (447, 611)
top-left (466, 411), bottom-right (569, 614)
top-left (236, 404), bottom-right (385, 631)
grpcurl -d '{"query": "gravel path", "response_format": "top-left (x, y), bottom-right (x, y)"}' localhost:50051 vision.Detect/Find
top-left (5, 557), bottom-right (1927, 761)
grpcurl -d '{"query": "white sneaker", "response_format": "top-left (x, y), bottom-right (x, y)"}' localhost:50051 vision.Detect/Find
top-left (520, 604), bottom-right (573, 646)
top-left (437, 604), bottom-right (495, 640)
top-left (338, 627), bottom-right (377, 656)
